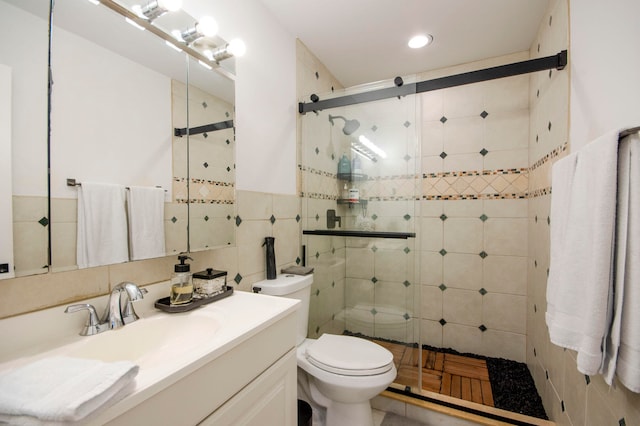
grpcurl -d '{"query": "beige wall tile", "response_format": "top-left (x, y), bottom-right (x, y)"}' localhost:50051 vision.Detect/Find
top-left (482, 293), bottom-right (526, 334)
top-left (481, 329), bottom-right (526, 362)
top-left (443, 253), bottom-right (482, 291)
top-left (421, 284), bottom-right (443, 321)
top-left (444, 217), bottom-right (483, 254)
top-left (443, 288), bottom-right (482, 326)
top-left (443, 323), bottom-right (482, 354)
top-left (484, 217), bottom-right (528, 256)
top-left (420, 319), bottom-right (443, 347)
top-left (483, 255), bottom-right (527, 295)
top-left (236, 190), bottom-right (272, 221)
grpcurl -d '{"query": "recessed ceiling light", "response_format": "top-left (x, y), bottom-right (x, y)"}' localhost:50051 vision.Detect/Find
top-left (408, 34), bottom-right (433, 49)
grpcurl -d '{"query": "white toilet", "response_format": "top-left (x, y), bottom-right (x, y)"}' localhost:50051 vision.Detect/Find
top-left (253, 274), bottom-right (397, 426)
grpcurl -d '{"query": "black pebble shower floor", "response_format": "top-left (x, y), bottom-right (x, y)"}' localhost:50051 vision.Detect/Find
top-left (424, 344), bottom-right (548, 420)
top-left (345, 332), bottom-right (548, 420)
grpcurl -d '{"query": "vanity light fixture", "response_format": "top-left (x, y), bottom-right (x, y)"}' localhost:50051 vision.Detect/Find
top-left (172, 16), bottom-right (218, 45)
top-left (205, 38), bottom-right (246, 62)
top-left (132, 0), bottom-right (183, 21)
top-left (408, 34), bottom-right (433, 49)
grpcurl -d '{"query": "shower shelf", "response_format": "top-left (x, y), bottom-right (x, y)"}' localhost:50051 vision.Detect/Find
top-left (337, 173), bottom-right (368, 182)
top-left (303, 230), bottom-right (415, 239)
top-left (336, 198), bottom-right (368, 206)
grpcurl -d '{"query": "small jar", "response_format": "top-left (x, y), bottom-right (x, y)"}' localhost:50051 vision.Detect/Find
top-left (193, 268), bottom-right (227, 298)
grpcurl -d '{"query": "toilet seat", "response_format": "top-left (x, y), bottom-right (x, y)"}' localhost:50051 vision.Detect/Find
top-left (305, 334), bottom-right (394, 376)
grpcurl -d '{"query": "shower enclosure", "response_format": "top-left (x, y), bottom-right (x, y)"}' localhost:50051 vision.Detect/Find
top-left (299, 51), bottom-right (566, 416)
top-left (301, 85), bottom-right (423, 388)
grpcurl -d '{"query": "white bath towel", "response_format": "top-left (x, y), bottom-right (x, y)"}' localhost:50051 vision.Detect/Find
top-left (127, 186), bottom-right (165, 261)
top-left (604, 133), bottom-right (640, 391)
top-left (0, 356), bottom-right (138, 425)
top-left (76, 182), bottom-right (129, 268)
top-left (546, 129), bottom-right (620, 375)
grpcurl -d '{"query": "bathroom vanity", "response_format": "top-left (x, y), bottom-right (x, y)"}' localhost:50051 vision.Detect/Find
top-left (0, 286), bottom-right (299, 425)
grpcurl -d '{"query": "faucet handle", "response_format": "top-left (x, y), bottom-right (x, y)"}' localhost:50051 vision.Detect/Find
top-left (64, 303), bottom-right (107, 336)
top-left (121, 284), bottom-right (148, 324)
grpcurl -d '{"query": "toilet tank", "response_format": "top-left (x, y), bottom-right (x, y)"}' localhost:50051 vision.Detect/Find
top-left (252, 274), bottom-right (313, 346)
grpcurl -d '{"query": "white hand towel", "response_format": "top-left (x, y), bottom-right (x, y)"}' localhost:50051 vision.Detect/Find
top-left (77, 182), bottom-right (129, 268)
top-left (605, 133), bottom-right (640, 391)
top-left (0, 356), bottom-right (138, 424)
top-left (127, 186), bottom-right (165, 261)
top-left (546, 129), bottom-right (619, 375)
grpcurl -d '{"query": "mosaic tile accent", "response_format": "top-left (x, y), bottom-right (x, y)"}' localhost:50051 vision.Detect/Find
top-left (234, 273), bottom-right (242, 284)
top-left (38, 217), bottom-right (49, 227)
top-left (480, 110), bottom-right (489, 119)
top-left (439, 283), bottom-right (447, 291)
top-left (173, 177), bottom-right (235, 204)
top-left (439, 318), bottom-right (447, 326)
top-left (479, 325), bottom-right (487, 332)
top-left (422, 169), bottom-right (528, 200)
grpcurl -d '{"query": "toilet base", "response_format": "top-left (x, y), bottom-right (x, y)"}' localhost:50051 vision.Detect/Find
top-left (325, 401), bottom-right (373, 426)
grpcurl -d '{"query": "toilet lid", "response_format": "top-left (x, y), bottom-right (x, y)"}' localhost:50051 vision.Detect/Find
top-left (305, 334), bottom-right (394, 376)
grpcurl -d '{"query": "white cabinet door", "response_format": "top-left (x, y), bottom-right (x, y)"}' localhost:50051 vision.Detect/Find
top-left (199, 349), bottom-right (297, 426)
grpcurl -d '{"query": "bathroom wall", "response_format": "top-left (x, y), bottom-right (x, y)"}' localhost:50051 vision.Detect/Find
top-left (569, 0), bottom-right (640, 151)
top-left (527, 0), bottom-right (640, 425)
top-left (184, 0), bottom-right (298, 196)
top-left (0, 65), bottom-right (13, 280)
top-left (417, 52), bottom-right (530, 362)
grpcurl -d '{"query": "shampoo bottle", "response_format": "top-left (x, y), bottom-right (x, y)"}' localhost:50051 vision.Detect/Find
top-left (338, 154), bottom-right (351, 176)
top-left (170, 255), bottom-right (193, 305)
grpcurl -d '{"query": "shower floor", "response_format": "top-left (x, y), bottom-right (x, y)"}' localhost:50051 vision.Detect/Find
top-left (355, 335), bottom-right (548, 420)
top-left (371, 339), bottom-right (494, 407)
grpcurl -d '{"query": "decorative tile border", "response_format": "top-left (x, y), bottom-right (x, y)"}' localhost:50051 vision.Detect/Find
top-left (422, 169), bottom-right (529, 199)
top-left (300, 141), bottom-right (566, 201)
top-left (529, 142), bottom-right (568, 172)
top-left (173, 177), bottom-right (235, 204)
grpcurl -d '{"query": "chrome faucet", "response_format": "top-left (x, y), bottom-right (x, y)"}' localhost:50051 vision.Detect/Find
top-left (65, 281), bottom-right (147, 335)
top-left (102, 282), bottom-right (148, 329)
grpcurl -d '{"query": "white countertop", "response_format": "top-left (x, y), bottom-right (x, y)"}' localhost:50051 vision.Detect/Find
top-left (0, 285), bottom-right (299, 424)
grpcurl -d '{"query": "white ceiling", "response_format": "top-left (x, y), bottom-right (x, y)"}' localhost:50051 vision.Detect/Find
top-left (259, 0), bottom-right (551, 88)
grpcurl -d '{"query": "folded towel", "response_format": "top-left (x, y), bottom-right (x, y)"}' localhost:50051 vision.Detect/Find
top-left (77, 182), bottom-right (129, 268)
top-left (546, 129), bottom-right (619, 375)
top-left (127, 186), bottom-right (166, 261)
top-left (604, 133), bottom-right (640, 391)
top-left (0, 356), bottom-right (138, 424)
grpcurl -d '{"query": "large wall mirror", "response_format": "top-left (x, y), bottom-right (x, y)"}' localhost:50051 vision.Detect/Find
top-left (0, 0), bottom-right (236, 278)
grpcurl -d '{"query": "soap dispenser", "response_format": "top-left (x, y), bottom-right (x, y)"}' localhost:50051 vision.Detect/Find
top-left (170, 255), bottom-right (193, 305)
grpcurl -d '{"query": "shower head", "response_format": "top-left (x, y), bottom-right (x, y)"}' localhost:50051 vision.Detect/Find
top-left (328, 114), bottom-right (360, 136)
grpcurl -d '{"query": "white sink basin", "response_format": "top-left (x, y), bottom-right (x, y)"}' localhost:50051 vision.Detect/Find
top-left (65, 310), bottom-right (222, 365)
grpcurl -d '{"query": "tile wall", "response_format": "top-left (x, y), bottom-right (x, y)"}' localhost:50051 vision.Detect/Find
top-left (417, 56), bottom-right (530, 362)
top-left (526, 1), bottom-right (640, 425)
top-left (1, 189), bottom-right (300, 319)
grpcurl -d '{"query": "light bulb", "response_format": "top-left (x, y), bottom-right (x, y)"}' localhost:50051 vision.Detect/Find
top-left (408, 34), bottom-right (433, 49)
top-left (197, 16), bottom-right (218, 37)
top-left (227, 38), bottom-right (246, 57)
top-left (158, 0), bottom-right (182, 12)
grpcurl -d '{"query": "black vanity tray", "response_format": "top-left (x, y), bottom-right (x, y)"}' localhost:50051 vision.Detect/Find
top-left (154, 286), bottom-right (234, 313)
